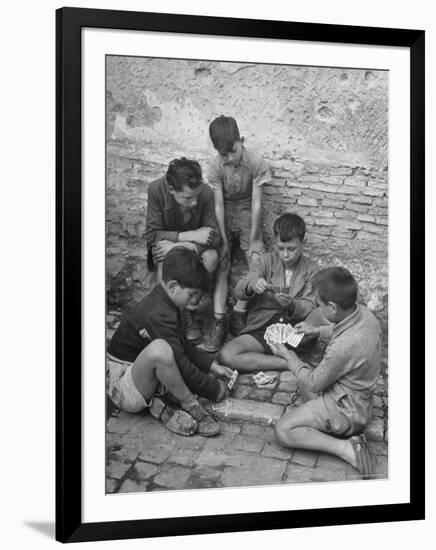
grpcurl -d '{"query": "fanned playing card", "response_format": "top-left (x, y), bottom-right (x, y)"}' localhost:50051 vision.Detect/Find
top-left (264, 322), bottom-right (304, 348)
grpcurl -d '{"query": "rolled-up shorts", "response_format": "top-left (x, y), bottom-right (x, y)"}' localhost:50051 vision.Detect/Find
top-left (305, 392), bottom-right (364, 438)
top-left (223, 199), bottom-right (265, 265)
top-left (106, 354), bottom-right (151, 414)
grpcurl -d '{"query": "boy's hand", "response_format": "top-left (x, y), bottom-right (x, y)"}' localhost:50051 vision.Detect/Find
top-left (250, 277), bottom-right (269, 295)
top-left (269, 342), bottom-right (292, 360)
top-left (192, 227), bottom-right (217, 246)
top-left (274, 293), bottom-right (294, 308)
top-left (154, 240), bottom-right (174, 262)
top-left (294, 322), bottom-right (320, 338)
top-left (210, 361), bottom-right (233, 380)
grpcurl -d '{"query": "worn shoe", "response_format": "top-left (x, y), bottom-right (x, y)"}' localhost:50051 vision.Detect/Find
top-left (150, 396), bottom-right (197, 436)
top-left (229, 309), bottom-right (247, 336)
top-left (350, 433), bottom-right (375, 479)
top-left (181, 308), bottom-right (202, 344)
top-left (184, 401), bottom-right (221, 437)
top-left (202, 316), bottom-right (227, 353)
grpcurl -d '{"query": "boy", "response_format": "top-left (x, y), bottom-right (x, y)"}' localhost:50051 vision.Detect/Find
top-left (271, 267), bottom-right (382, 477)
top-left (107, 248), bottom-right (233, 437)
top-left (204, 116), bottom-right (272, 352)
top-left (219, 213), bottom-right (319, 372)
top-left (146, 157), bottom-right (221, 344)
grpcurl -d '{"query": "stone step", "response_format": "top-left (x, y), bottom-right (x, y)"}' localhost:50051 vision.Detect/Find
top-left (208, 397), bottom-right (387, 442)
top-left (209, 397), bottom-right (284, 426)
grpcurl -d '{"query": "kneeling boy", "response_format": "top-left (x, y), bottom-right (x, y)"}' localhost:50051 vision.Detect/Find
top-left (272, 267), bottom-right (382, 477)
top-left (107, 248), bottom-right (233, 437)
top-left (219, 213), bottom-right (319, 372)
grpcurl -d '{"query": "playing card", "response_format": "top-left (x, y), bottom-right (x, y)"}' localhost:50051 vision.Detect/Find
top-left (227, 370), bottom-right (238, 390)
top-left (252, 372), bottom-right (277, 385)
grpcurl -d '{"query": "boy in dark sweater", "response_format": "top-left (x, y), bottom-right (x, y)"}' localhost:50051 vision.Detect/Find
top-left (271, 267), bottom-right (381, 477)
top-left (107, 248), bottom-right (233, 437)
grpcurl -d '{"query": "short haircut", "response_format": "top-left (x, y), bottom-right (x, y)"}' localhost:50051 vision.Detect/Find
top-left (315, 267), bottom-right (358, 310)
top-left (162, 247), bottom-right (208, 292)
top-left (273, 213), bottom-right (306, 242)
top-left (166, 158), bottom-right (203, 191)
top-left (209, 116), bottom-right (240, 152)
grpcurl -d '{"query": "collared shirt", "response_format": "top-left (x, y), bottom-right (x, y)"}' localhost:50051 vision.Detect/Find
top-left (295, 304), bottom-right (382, 426)
top-left (234, 252), bottom-right (319, 333)
top-left (145, 176), bottom-right (221, 249)
top-left (206, 146), bottom-right (271, 201)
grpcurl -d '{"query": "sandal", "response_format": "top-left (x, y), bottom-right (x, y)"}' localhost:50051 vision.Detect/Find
top-left (184, 401), bottom-right (220, 437)
top-left (350, 433), bottom-right (374, 479)
top-left (150, 396), bottom-right (197, 437)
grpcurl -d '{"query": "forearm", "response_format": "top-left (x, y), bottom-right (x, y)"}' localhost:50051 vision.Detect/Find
top-left (214, 200), bottom-right (227, 243)
top-left (249, 190), bottom-right (262, 242)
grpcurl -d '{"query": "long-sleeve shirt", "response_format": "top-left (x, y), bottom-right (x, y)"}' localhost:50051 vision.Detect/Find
top-left (234, 252), bottom-right (319, 333)
top-left (107, 285), bottom-right (221, 401)
top-left (145, 176), bottom-right (221, 249)
top-left (294, 304), bottom-right (382, 430)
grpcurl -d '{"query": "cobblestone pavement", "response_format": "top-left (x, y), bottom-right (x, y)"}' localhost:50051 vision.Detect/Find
top-left (106, 410), bottom-right (388, 494)
top-left (106, 307), bottom-right (388, 493)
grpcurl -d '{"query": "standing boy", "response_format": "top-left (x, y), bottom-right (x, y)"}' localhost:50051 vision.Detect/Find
top-left (219, 213), bottom-right (319, 372)
top-left (271, 267), bottom-right (382, 477)
top-left (204, 115), bottom-right (272, 352)
top-left (107, 248), bottom-right (233, 437)
top-left (146, 157), bottom-right (221, 344)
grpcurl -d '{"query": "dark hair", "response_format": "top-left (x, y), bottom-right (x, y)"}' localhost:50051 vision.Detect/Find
top-left (166, 158), bottom-right (203, 191)
top-left (315, 267), bottom-right (358, 310)
top-left (273, 213), bottom-right (306, 242)
top-left (162, 247), bottom-right (208, 292)
top-left (209, 116), bottom-right (240, 152)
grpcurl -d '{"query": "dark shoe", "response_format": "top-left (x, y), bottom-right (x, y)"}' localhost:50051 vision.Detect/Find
top-left (350, 433), bottom-right (375, 479)
top-left (203, 317), bottom-right (227, 353)
top-left (184, 401), bottom-right (220, 437)
top-left (229, 309), bottom-right (247, 336)
top-left (181, 308), bottom-right (202, 344)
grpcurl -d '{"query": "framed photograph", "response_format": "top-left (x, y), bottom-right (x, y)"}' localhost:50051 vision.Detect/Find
top-left (56, 7), bottom-right (425, 543)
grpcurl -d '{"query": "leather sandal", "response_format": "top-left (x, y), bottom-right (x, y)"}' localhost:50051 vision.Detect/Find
top-left (150, 396), bottom-right (197, 437)
top-left (184, 401), bottom-right (220, 437)
top-left (350, 433), bottom-right (374, 479)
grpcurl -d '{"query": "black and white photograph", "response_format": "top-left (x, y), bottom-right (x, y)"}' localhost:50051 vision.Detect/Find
top-left (105, 55), bottom-right (389, 494)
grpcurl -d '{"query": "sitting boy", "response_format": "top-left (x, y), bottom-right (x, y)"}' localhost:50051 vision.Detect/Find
top-left (219, 213), bottom-right (319, 372)
top-left (271, 267), bottom-right (382, 478)
top-left (107, 248), bottom-right (233, 437)
top-left (204, 115), bottom-right (272, 352)
top-left (146, 157), bottom-right (221, 344)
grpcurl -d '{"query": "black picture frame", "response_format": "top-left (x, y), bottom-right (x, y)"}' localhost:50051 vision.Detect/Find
top-left (56, 6), bottom-right (425, 543)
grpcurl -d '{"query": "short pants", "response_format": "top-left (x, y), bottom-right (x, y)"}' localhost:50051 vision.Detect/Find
top-left (224, 199), bottom-right (265, 263)
top-left (305, 392), bottom-right (364, 438)
top-left (106, 354), bottom-right (151, 414)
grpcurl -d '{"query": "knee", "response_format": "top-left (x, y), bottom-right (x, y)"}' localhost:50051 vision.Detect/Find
top-left (201, 249), bottom-right (219, 273)
top-left (274, 419), bottom-right (289, 447)
top-left (218, 343), bottom-right (233, 366)
top-left (147, 339), bottom-right (174, 366)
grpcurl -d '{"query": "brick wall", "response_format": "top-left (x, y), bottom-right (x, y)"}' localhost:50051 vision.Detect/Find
top-left (106, 56), bottom-right (388, 324)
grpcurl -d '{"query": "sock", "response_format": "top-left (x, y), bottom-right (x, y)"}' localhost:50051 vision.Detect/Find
top-left (214, 312), bottom-right (226, 319)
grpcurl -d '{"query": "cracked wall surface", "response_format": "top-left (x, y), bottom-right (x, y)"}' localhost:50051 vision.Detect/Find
top-left (106, 56), bottom-right (388, 329)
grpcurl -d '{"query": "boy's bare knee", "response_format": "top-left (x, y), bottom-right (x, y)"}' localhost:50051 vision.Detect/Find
top-left (201, 249), bottom-right (219, 273)
top-left (148, 339), bottom-right (174, 365)
top-left (218, 343), bottom-right (233, 365)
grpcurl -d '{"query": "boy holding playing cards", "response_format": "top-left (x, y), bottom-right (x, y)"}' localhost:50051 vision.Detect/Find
top-left (219, 213), bottom-right (319, 372)
top-left (271, 267), bottom-right (381, 477)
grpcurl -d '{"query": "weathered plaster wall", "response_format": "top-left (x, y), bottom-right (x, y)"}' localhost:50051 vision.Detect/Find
top-left (106, 56), bottom-right (388, 331)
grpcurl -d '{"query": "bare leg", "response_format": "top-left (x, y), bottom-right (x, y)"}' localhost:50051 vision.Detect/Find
top-left (275, 402), bottom-right (357, 467)
top-left (219, 334), bottom-right (287, 372)
top-left (131, 339), bottom-right (197, 409)
top-left (213, 259), bottom-right (229, 315)
top-left (156, 261), bottom-right (163, 284)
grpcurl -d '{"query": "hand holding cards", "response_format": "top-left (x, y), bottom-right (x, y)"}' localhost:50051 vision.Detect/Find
top-left (264, 322), bottom-right (304, 348)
